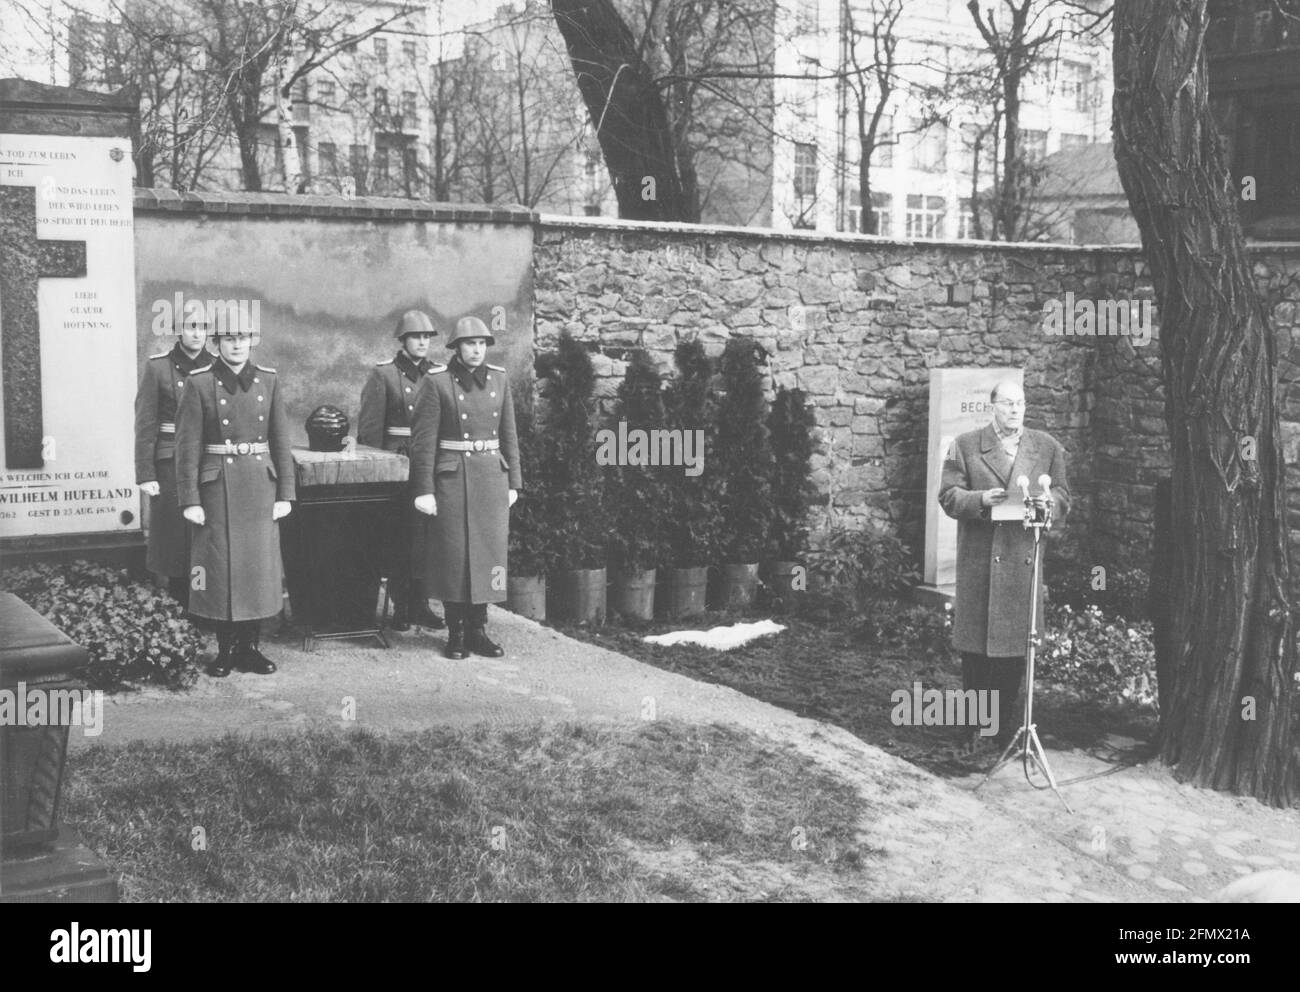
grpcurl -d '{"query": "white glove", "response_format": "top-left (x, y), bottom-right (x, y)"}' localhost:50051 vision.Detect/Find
top-left (139, 481), bottom-right (161, 497)
top-left (272, 501), bottom-right (292, 521)
top-left (508, 489), bottom-right (518, 508)
top-left (414, 494), bottom-right (437, 516)
top-left (183, 505), bottom-right (206, 526)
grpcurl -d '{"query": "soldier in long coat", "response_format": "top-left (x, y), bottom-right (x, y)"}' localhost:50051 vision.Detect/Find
top-left (938, 379), bottom-right (1070, 746)
top-left (176, 327), bottom-right (295, 676)
top-left (357, 311), bottom-right (445, 630)
top-left (134, 312), bottom-right (210, 604)
top-left (410, 316), bottom-right (521, 659)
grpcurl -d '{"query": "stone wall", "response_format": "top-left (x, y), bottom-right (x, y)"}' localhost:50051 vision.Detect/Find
top-left (532, 214), bottom-right (1300, 577)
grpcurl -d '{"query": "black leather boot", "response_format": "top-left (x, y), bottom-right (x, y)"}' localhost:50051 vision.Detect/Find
top-left (207, 626), bottom-right (235, 678)
top-left (235, 622), bottom-right (277, 675)
top-left (409, 601), bottom-right (445, 629)
top-left (466, 604), bottom-right (504, 658)
top-left (444, 603), bottom-right (468, 659)
top-left (390, 600), bottom-right (411, 632)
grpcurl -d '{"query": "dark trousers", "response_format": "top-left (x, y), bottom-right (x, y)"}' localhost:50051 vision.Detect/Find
top-left (215, 619), bottom-right (261, 648)
top-left (961, 652), bottom-right (1026, 742)
top-left (444, 602), bottom-right (487, 625)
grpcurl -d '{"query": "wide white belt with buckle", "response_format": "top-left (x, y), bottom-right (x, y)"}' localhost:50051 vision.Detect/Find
top-left (205, 442), bottom-right (270, 456)
top-left (385, 427), bottom-right (412, 437)
top-left (159, 423), bottom-right (176, 434)
top-left (438, 439), bottom-right (499, 452)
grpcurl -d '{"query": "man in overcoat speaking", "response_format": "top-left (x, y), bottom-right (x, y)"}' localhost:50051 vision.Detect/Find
top-left (938, 378), bottom-right (1070, 748)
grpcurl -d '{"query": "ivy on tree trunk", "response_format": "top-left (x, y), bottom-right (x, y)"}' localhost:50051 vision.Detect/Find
top-left (1112, 0), bottom-right (1298, 806)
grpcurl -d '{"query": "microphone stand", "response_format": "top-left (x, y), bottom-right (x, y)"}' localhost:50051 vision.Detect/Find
top-left (975, 487), bottom-right (1073, 813)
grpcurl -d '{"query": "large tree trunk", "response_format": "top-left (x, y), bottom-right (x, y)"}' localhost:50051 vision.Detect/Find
top-left (550, 0), bottom-right (688, 221)
top-left (1113, 0), bottom-right (1299, 806)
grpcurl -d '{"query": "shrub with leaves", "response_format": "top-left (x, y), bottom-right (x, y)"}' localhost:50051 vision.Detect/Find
top-left (715, 336), bottom-right (775, 562)
top-left (662, 339), bottom-right (723, 567)
top-left (1, 561), bottom-right (202, 691)
top-left (605, 350), bottom-right (671, 573)
top-left (1047, 530), bottom-right (1151, 621)
top-left (856, 599), bottom-right (954, 662)
top-left (767, 385), bottom-right (817, 561)
top-left (535, 332), bottom-right (607, 570)
top-left (805, 524), bottom-right (920, 611)
top-left (508, 401), bottom-right (558, 577)
top-left (1036, 602), bottom-right (1158, 709)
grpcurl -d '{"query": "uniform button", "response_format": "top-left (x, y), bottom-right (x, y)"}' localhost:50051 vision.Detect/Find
top-left (405, 386), bottom-right (411, 393)
top-left (225, 439), bottom-right (232, 445)
top-left (492, 429), bottom-right (497, 435)
top-left (256, 455), bottom-right (262, 460)
top-left (1025, 556), bottom-right (1032, 565)
top-left (463, 433), bottom-right (469, 438)
top-left (253, 377), bottom-right (260, 383)
top-left (486, 375), bottom-right (492, 381)
top-left (258, 415), bottom-right (264, 421)
top-left (257, 395), bottom-right (264, 402)
top-left (220, 398), bottom-right (227, 405)
top-left (226, 457), bottom-right (233, 464)
top-left (459, 394), bottom-right (465, 400)
top-left (222, 418), bottom-right (229, 425)
top-left (490, 392), bottom-right (496, 398)
top-left (408, 404), bottom-right (414, 411)
top-left (177, 381), bottom-right (184, 387)
top-left (993, 556), bottom-right (1002, 563)
top-left (465, 451), bottom-right (471, 458)
top-left (461, 413), bottom-right (467, 419)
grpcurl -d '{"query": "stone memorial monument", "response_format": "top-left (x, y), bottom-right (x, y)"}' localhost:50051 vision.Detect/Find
top-left (918, 366), bottom-right (1023, 606)
top-left (0, 79), bottom-right (139, 557)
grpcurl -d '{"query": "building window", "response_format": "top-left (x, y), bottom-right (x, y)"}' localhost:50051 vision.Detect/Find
top-left (1022, 129), bottom-right (1048, 163)
top-left (374, 147), bottom-right (389, 189)
top-left (349, 144), bottom-right (368, 195)
top-left (848, 189), bottom-right (891, 235)
top-left (374, 86), bottom-right (388, 117)
top-left (317, 79), bottom-right (335, 104)
top-left (402, 40), bottom-right (417, 62)
top-left (793, 142), bottom-right (817, 198)
top-left (350, 81), bottom-right (366, 105)
top-left (402, 91), bottom-right (417, 126)
top-left (318, 142), bottom-right (337, 176)
top-left (905, 194), bottom-right (945, 238)
top-left (909, 120), bottom-right (947, 172)
top-left (403, 145), bottom-right (418, 195)
top-left (1060, 132), bottom-right (1089, 152)
top-left (959, 122), bottom-right (986, 176)
top-left (375, 37), bottom-right (387, 63)
top-left (957, 198), bottom-right (975, 239)
top-left (1061, 61), bottom-right (1092, 112)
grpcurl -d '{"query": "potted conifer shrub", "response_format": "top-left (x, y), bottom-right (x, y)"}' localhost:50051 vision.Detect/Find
top-left (766, 385), bottom-right (817, 609)
top-left (712, 336), bottom-right (775, 610)
top-left (604, 350), bottom-right (671, 621)
top-left (506, 400), bottom-right (554, 620)
top-left (536, 332), bottom-right (607, 624)
top-left (660, 339), bottom-right (721, 618)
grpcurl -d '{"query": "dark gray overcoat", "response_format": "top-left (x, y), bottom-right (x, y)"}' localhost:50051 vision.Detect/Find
top-left (409, 358), bottom-right (522, 604)
top-left (938, 424), bottom-right (1071, 657)
top-left (175, 359), bottom-right (296, 622)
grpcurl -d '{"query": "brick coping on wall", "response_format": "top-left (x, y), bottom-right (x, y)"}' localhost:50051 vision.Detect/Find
top-left (133, 188), bottom-right (537, 224)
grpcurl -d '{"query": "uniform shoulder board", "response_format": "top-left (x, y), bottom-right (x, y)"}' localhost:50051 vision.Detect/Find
top-left (375, 358), bottom-right (394, 366)
top-left (149, 350), bottom-right (171, 360)
top-left (486, 363), bottom-right (506, 372)
top-left (256, 364), bottom-right (276, 373)
top-left (188, 364), bottom-right (213, 376)
top-left (426, 363), bottom-right (447, 373)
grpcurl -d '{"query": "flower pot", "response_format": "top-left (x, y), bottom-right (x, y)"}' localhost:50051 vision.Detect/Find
top-left (609, 568), bottom-right (656, 621)
top-left (665, 565), bottom-right (709, 619)
top-left (764, 559), bottom-right (805, 607)
top-left (714, 562), bottom-right (760, 610)
top-left (551, 567), bottom-right (606, 624)
top-left (506, 575), bottom-right (547, 621)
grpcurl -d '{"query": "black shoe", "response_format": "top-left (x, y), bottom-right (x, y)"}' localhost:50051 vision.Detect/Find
top-left (207, 646), bottom-right (234, 678)
top-left (466, 624), bottom-right (504, 658)
top-left (444, 621), bottom-right (469, 660)
top-left (410, 604), bottom-right (445, 629)
top-left (236, 640), bottom-right (277, 675)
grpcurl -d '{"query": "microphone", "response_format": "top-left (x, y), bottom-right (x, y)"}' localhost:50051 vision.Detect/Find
top-left (1017, 475), bottom-right (1031, 501)
top-left (1038, 474), bottom-right (1052, 502)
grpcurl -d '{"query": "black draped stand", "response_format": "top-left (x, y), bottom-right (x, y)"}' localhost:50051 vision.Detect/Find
top-left (281, 444), bottom-right (407, 650)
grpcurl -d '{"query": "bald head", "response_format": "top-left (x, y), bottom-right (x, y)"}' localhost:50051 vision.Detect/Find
top-left (990, 379), bottom-right (1025, 431)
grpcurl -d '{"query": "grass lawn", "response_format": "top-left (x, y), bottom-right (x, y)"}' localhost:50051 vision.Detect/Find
top-left (552, 606), bottom-right (1159, 777)
top-left (65, 720), bottom-right (877, 902)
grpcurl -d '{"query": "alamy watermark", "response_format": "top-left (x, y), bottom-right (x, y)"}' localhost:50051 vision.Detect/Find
top-left (150, 292), bottom-right (261, 336)
top-left (1041, 292), bottom-right (1153, 346)
top-left (0, 681), bottom-right (103, 737)
top-left (595, 421), bottom-right (705, 477)
top-left (890, 681), bottom-right (1000, 738)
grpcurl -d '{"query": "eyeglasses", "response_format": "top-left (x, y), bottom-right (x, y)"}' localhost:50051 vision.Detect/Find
top-left (993, 400), bottom-right (1025, 409)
